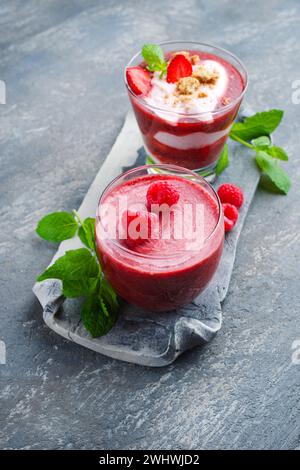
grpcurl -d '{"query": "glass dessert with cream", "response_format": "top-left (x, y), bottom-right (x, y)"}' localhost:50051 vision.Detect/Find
top-left (125, 41), bottom-right (248, 179)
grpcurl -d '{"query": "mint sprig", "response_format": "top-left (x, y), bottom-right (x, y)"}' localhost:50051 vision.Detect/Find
top-left (255, 151), bottom-right (291, 194)
top-left (78, 217), bottom-right (97, 251)
top-left (36, 211), bottom-right (119, 338)
top-left (36, 212), bottom-right (78, 242)
top-left (230, 109), bottom-right (283, 141)
top-left (216, 143), bottom-right (229, 176)
top-left (142, 43), bottom-right (167, 77)
top-left (216, 109), bottom-right (291, 194)
top-left (81, 292), bottom-right (117, 338)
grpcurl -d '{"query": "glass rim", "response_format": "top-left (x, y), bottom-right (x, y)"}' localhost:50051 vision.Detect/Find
top-left (124, 40), bottom-right (248, 118)
top-left (96, 163), bottom-right (223, 260)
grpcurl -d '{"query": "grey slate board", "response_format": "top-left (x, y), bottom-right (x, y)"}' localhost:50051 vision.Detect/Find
top-left (33, 110), bottom-right (260, 366)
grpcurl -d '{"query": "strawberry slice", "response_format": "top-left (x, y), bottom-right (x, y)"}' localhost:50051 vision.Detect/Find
top-left (166, 54), bottom-right (193, 83)
top-left (126, 66), bottom-right (151, 96)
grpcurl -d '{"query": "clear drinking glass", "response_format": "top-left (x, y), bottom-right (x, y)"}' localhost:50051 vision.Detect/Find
top-left (95, 164), bottom-right (224, 312)
top-left (125, 41), bottom-right (248, 181)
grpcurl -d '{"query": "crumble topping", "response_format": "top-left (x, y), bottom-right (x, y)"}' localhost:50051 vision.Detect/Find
top-left (144, 57), bottom-right (228, 119)
top-left (176, 77), bottom-right (200, 95)
top-left (192, 65), bottom-right (219, 85)
top-left (174, 95), bottom-right (192, 105)
top-left (172, 50), bottom-right (190, 59)
top-left (190, 54), bottom-right (200, 65)
top-left (174, 65), bottom-right (220, 103)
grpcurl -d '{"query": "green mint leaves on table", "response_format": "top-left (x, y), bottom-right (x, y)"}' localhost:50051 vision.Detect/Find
top-left (230, 109), bottom-right (284, 141)
top-left (36, 210), bottom-right (118, 338)
top-left (216, 143), bottom-right (229, 176)
top-left (217, 109), bottom-right (291, 194)
top-left (142, 43), bottom-right (168, 78)
top-left (36, 211), bottom-right (78, 242)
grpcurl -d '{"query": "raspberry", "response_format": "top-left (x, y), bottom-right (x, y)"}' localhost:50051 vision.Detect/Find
top-left (146, 181), bottom-right (180, 210)
top-left (121, 210), bottom-right (157, 247)
top-left (166, 54), bottom-right (193, 83)
top-left (217, 183), bottom-right (244, 209)
top-left (222, 203), bottom-right (239, 232)
top-left (126, 66), bottom-right (151, 96)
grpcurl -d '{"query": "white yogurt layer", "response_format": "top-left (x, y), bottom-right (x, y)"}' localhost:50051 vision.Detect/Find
top-left (154, 127), bottom-right (230, 150)
top-left (144, 59), bottom-right (229, 123)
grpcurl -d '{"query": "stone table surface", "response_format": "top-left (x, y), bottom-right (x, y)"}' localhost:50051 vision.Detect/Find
top-left (0, 0), bottom-right (300, 450)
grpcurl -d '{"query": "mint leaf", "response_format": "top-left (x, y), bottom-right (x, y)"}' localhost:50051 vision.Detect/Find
top-left (62, 277), bottom-right (99, 298)
top-left (37, 248), bottom-right (99, 282)
top-left (78, 217), bottom-right (96, 251)
top-left (36, 208), bottom-right (120, 338)
top-left (142, 44), bottom-right (164, 66)
top-left (215, 144), bottom-right (229, 176)
top-left (230, 109), bottom-right (284, 141)
top-left (255, 151), bottom-right (291, 194)
top-left (265, 146), bottom-right (288, 161)
top-left (252, 136), bottom-right (271, 148)
top-left (142, 43), bottom-right (167, 75)
top-left (81, 293), bottom-right (117, 338)
top-left (36, 212), bottom-right (78, 242)
top-left (227, 109), bottom-right (291, 195)
top-left (100, 277), bottom-right (119, 313)
top-left (251, 136), bottom-right (288, 161)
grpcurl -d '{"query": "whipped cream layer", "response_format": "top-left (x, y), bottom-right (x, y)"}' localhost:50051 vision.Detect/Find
top-left (144, 59), bottom-right (229, 123)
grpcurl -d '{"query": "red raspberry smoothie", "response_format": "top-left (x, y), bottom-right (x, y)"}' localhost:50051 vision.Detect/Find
top-left (125, 42), bottom-right (247, 178)
top-left (95, 165), bottom-right (224, 312)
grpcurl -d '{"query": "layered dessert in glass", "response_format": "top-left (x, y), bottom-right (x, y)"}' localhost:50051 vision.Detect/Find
top-left (125, 41), bottom-right (248, 180)
top-left (95, 165), bottom-right (224, 312)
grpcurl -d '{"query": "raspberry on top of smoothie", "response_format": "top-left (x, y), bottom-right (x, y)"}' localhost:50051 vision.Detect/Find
top-left (97, 174), bottom-right (220, 262)
top-left (125, 44), bottom-right (243, 118)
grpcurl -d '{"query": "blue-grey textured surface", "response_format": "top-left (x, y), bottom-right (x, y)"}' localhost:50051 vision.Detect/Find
top-left (0, 0), bottom-right (300, 450)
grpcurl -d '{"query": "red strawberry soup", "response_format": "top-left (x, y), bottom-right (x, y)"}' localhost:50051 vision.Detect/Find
top-left (125, 42), bottom-right (247, 179)
top-left (95, 165), bottom-right (224, 312)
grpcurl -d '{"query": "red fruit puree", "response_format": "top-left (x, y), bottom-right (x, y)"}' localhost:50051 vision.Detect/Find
top-left (127, 49), bottom-right (246, 171)
top-left (95, 173), bottom-right (224, 312)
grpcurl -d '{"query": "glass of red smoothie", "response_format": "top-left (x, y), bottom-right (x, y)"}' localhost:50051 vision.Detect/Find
top-left (95, 164), bottom-right (224, 312)
top-left (125, 41), bottom-right (248, 181)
